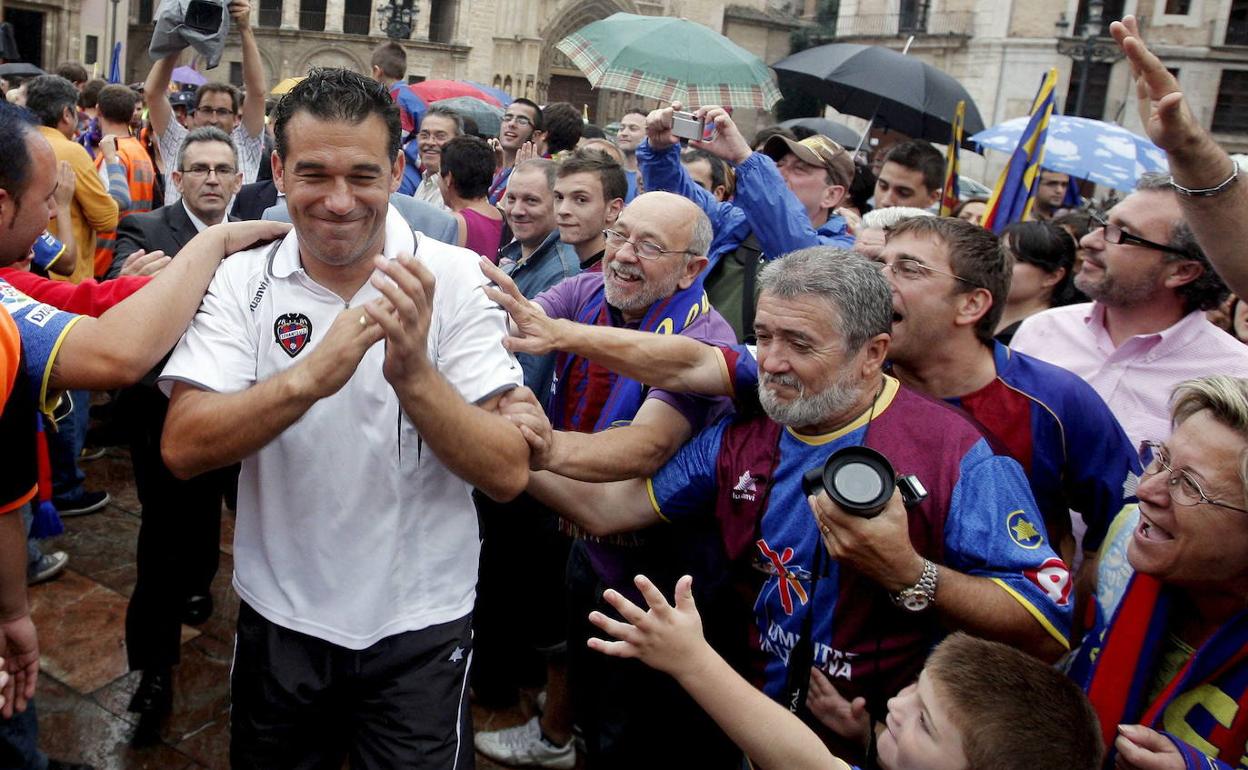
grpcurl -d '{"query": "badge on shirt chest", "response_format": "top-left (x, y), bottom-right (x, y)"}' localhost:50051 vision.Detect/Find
top-left (274, 313), bottom-right (312, 358)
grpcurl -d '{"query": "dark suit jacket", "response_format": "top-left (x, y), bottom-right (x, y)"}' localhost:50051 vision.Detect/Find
top-left (106, 203), bottom-right (236, 280)
top-left (231, 179), bottom-right (279, 221)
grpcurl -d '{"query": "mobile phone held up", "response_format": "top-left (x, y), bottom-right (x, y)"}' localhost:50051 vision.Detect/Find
top-left (671, 111), bottom-right (717, 143)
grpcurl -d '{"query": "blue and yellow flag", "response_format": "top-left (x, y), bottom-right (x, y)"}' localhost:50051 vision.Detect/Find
top-left (982, 69), bottom-right (1058, 234)
top-left (939, 100), bottom-right (965, 217)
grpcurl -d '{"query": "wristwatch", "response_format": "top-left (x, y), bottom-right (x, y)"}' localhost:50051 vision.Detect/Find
top-left (891, 559), bottom-right (938, 612)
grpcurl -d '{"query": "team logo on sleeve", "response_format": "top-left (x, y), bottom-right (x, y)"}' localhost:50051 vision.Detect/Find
top-left (1024, 557), bottom-right (1071, 606)
top-left (274, 313), bottom-right (312, 358)
top-left (1006, 509), bottom-right (1044, 550)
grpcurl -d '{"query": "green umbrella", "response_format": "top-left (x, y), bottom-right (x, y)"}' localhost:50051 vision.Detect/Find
top-left (556, 12), bottom-right (781, 110)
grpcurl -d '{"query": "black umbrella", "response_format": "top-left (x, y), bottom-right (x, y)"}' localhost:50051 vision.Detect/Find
top-left (772, 43), bottom-right (984, 145)
top-left (778, 117), bottom-right (862, 150)
top-left (0, 62), bottom-right (45, 78)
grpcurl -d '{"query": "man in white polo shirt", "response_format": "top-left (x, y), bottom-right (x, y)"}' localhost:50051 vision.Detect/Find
top-left (158, 68), bottom-right (530, 769)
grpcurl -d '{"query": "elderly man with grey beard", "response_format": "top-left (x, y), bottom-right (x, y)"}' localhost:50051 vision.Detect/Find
top-left (488, 248), bottom-right (1073, 752)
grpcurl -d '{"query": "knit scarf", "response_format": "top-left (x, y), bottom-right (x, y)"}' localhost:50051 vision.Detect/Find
top-left (550, 278), bottom-right (708, 434)
top-left (1073, 573), bottom-right (1248, 767)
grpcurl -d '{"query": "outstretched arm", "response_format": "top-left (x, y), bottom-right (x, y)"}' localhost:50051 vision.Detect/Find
top-left (143, 50), bottom-right (178, 139)
top-left (480, 259), bottom-right (730, 395)
top-left (51, 220), bottom-right (290, 391)
top-left (1112, 15), bottom-right (1248, 297)
top-left (231, 0), bottom-right (266, 139)
top-left (497, 388), bottom-right (661, 535)
top-left (589, 575), bottom-right (852, 770)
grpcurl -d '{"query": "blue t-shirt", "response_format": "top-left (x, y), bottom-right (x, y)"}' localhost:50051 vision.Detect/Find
top-left (647, 378), bottom-right (1072, 702)
top-left (0, 277), bottom-right (82, 416)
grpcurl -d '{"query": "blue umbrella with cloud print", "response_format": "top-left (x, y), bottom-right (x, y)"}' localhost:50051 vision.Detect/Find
top-left (971, 115), bottom-right (1167, 191)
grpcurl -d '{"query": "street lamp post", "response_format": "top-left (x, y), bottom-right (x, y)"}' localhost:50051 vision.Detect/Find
top-left (1054, 0), bottom-right (1122, 118)
top-left (377, 0), bottom-right (418, 40)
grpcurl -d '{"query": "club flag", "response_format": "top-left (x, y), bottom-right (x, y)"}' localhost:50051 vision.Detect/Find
top-left (982, 69), bottom-right (1058, 234)
top-left (939, 100), bottom-right (965, 217)
top-left (108, 42), bottom-right (122, 84)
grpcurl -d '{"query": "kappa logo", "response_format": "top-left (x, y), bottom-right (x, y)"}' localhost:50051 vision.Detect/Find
top-left (274, 313), bottom-right (312, 358)
top-left (1024, 557), bottom-right (1072, 606)
top-left (1006, 509), bottom-right (1045, 550)
top-left (732, 470), bottom-right (759, 502)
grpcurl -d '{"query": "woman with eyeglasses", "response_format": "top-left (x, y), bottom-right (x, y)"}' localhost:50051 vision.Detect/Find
top-left (1069, 376), bottom-right (1248, 770)
top-left (995, 221), bottom-right (1084, 345)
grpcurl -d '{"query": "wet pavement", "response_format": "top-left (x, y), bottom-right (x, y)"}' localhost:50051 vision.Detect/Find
top-left (28, 447), bottom-right (540, 769)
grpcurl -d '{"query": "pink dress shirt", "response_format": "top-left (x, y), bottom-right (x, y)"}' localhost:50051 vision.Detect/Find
top-left (1011, 302), bottom-right (1248, 448)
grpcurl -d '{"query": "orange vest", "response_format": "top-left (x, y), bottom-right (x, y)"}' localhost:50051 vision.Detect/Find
top-left (93, 135), bottom-right (156, 277)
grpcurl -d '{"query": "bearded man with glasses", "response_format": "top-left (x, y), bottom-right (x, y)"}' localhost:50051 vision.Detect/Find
top-left (1012, 173), bottom-right (1248, 449)
top-left (1070, 375), bottom-right (1248, 770)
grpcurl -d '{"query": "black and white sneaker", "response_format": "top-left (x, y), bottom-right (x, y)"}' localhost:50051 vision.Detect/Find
top-left (53, 490), bottom-right (110, 517)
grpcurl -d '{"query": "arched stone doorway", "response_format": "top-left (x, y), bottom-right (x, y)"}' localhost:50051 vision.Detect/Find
top-left (537, 0), bottom-right (643, 124)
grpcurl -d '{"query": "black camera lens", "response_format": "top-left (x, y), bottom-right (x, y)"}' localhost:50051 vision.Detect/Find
top-left (832, 462), bottom-right (886, 506)
top-left (802, 446), bottom-right (896, 518)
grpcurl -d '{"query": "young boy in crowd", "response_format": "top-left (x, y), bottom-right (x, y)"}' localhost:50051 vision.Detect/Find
top-left (589, 573), bottom-right (1104, 770)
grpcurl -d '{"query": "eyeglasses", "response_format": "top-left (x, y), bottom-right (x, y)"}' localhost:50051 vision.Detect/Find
top-left (502, 113), bottom-right (533, 128)
top-left (1090, 213), bottom-right (1188, 257)
top-left (195, 106), bottom-right (235, 118)
top-left (875, 256), bottom-right (981, 287)
top-left (181, 164), bottom-right (237, 179)
top-left (602, 228), bottom-right (697, 260)
top-left (1138, 440), bottom-right (1248, 514)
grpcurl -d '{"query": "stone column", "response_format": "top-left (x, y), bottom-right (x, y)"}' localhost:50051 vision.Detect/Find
top-left (325, 0), bottom-right (345, 32)
top-left (282, 0), bottom-right (300, 29)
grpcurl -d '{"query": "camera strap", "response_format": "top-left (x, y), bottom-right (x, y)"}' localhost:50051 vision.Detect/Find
top-left (781, 379), bottom-right (885, 722)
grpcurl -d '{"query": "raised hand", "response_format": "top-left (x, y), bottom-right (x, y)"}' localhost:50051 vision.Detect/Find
top-left (806, 666), bottom-right (871, 746)
top-left (1110, 15), bottom-right (1200, 154)
top-left (479, 258), bottom-right (565, 355)
top-left (514, 140), bottom-right (537, 167)
top-left (690, 106), bottom-right (752, 166)
top-left (587, 574), bottom-right (711, 680)
top-left (366, 253), bottom-right (437, 389)
top-left (227, 0), bottom-right (252, 27)
top-left (644, 102), bottom-right (680, 151)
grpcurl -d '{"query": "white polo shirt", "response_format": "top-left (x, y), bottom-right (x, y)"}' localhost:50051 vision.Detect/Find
top-left (160, 207), bottom-right (521, 649)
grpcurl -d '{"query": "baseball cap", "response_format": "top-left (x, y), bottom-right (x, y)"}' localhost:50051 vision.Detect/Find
top-left (762, 133), bottom-right (854, 188)
top-left (170, 90), bottom-right (196, 110)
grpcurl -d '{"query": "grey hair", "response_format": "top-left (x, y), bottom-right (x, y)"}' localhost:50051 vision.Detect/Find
top-left (423, 105), bottom-right (464, 135)
top-left (862, 205), bottom-right (935, 230)
top-left (757, 247), bottom-right (893, 352)
top-left (1171, 376), bottom-right (1248, 506)
top-left (688, 206), bottom-right (713, 257)
top-left (1134, 172), bottom-right (1228, 312)
top-left (176, 126), bottom-right (238, 171)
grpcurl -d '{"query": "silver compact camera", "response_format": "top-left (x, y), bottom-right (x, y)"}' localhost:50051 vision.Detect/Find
top-left (671, 110), bottom-right (707, 141)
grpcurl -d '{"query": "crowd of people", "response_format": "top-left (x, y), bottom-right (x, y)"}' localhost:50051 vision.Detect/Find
top-left (3, 5), bottom-right (1248, 770)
